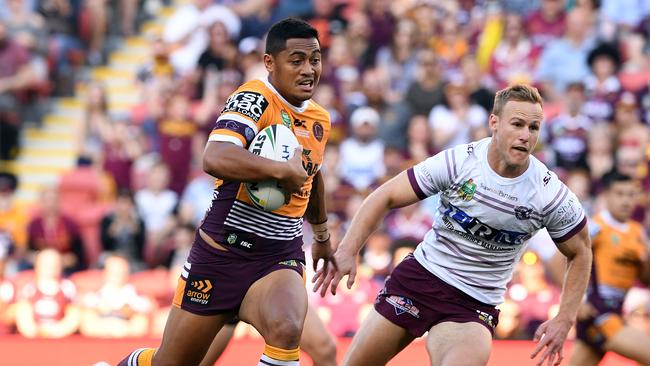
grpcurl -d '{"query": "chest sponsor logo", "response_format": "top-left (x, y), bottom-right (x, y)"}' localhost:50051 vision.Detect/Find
top-left (386, 295), bottom-right (420, 318)
top-left (457, 179), bottom-right (477, 201)
top-left (185, 275), bottom-right (214, 306)
top-left (312, 121), bottom-right (324, 142)
top-left (514, 206), bottom-right (533, 220)
top-left (479, 183), bottom-right (518, 202)
top-left (222, 91), bottom-right (269, 122)
top-left (443, 203), bottom-right (528, 246)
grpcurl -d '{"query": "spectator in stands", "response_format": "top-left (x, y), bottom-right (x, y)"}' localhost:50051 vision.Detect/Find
top-left (79, 254), bottom-right (150, 338)
top-left (78, 82), bottom-right (110, 161)
top-left (338, 106), bottom-right (385, 192)
top-left (495, 299), bottom-right (529, 340)
top-left (526, 0), bottom-right (566, 49)
top-left (384, 201), bottom-right (433, 243)
top-left (100, 188), bottom-right (146, 271)
top-left (0, 172), bottom-right (29, 255)
top-left (586, 122), bottom-right (616, 184)
top-left (460, 56), bottom-right (496, 113)
top-left (162, 0), bottom-right (240, 74)
top-left (430, 17), bottom-right (469, 70)
top-left (403, 114), bottom-right (433, 165)
top-left (0, 229), bottom-right (15, 334)
top-left (26, 186), bottom-right (86, 275)
top-left (193, 20), bottom-right (237, 99)
top-left (164, 222), bottom-right (194, 269)
top-left (361, 230), bottom-right (392, 281)
top-left (375, 19), bottom-right (419, 100)
top-left (101, 118), bottom-right (144, 191)
top-left (490, 13), bottom-right (541, 89)
top-left (156, 93), bottom-right (200, 195)
top-left (536, 8), bottom-right (595, 101)
top-left (0, 20), bottom-right (36, 161)
top-left (134, 160), bottom-right (178, 262)
top-left (15, 249), bottom-right (81, 338)
top-left (429, 75), bottom-right (488, 150)
top-left (177, 172), bottom-right (213, 227)
top-left (614, 92), bottom-right (649, 155)
top-left (545, 82), bottom-right (593, 172)
top-left (583, 42), bottom-right (622, 123)
top-left (404, 49), bottom-right (444, 117)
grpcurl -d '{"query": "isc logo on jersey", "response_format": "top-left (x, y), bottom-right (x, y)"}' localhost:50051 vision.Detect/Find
top-left (246, 124), bottom-right (300, 211)
top-left (222, 91), bottom-right (269, 122)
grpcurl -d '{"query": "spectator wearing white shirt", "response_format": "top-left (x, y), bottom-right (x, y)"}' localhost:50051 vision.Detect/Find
top-left (338, 107), bottom-right (385, 192)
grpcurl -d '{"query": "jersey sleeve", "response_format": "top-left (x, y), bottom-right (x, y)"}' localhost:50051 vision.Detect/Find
top-left (542, 175), bottom-right (587, 243)
top-left (407, 147), bottom-right (458, 200)
top-left (208, 87), bottom-right (271, 148)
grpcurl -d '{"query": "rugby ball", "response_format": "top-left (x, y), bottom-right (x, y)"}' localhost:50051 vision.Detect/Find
top-left (246, 124), bottom-right (300, 211)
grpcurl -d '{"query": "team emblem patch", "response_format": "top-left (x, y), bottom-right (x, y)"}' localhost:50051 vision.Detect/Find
top-left (514, 206), bottom-right (533, 220)
top-left (281, 110), bottom-right (292, 128)
top-left (184, 275), bottom-right (214, 306)
top-left (312, 121), bottom-right (324, 142)
top-left (457, 179), bottom-right (477, 201)
top-left (386, 295), bottom-right (420, 318)
top-left (278, 259), bottom-right (301, 268)
top-left (227, 233), bottom-right (237, 245)
top-left (222, 91), bottom-right (269, 122)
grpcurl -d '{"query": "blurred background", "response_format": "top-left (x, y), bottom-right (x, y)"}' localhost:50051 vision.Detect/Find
top-left (0, 0), bottom-right (649, 363)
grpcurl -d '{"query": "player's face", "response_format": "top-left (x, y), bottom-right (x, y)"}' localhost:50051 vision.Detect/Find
top-left (489, 101), bottom-right (543, 171)
top-left (607, 181), bottom-right (639, 222)
top-left (265, 38), bottom-right (322, 107)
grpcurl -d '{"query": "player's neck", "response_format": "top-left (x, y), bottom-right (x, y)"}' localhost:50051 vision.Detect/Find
top-left (487, 143), bottom-right (529, 178)
top-left (267, 75), bottom-right (303, 108)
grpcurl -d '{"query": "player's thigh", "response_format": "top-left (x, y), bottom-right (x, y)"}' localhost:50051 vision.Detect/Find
top-left (427, 321), bottom-right (492, 366)
top-left (154, 306), bottom-right (233, 366)
top-left (604, 325), bottom-right (650, 365)
top-left (567, 340), bottom-right (603, 366)
top-left (239, 268), bottom-right (308, 345)
top-left (342, 308), bottom-right (415, 366)
top-left (199, 322), bottom-right (237, 366)
top-left (300, 304), bottom-right (337, 366)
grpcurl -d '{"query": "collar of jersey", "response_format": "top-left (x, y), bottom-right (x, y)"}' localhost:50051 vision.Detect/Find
top-left (600, 210), bottom-right (630, 233)
top-left (261, 76), bottom-right (310, 113)
top-left (482, 138), bottom-right (535, 185)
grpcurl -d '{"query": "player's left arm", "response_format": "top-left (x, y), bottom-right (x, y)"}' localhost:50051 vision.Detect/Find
top-left (305, 170), bottom-right (337, 272)
top-left (531, 225), bottom-right (592, 366)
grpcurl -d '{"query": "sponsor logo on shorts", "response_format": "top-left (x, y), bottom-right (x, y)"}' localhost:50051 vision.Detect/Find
top-left (476, 310), bottom-right (495, 329)
top-left (226, 233), bottom-right (254, 250)
top-left (227, 233), bottom-right (237, 244)
top-left (278, 259), bottom-right (300, 267)
top-left (386, 295), bottom-right (420, 318)
top-left (185, 275), bottom-right (214, 306)
top-left (222, 91), bottom-right (269, 122)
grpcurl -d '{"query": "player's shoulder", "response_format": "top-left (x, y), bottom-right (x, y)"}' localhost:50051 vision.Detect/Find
top-left (305, 99), bottom-right (331, 124)
top-left (447, 138), bottom-right (487, 166)
top-left (222, 79), bottom-right (274, 123)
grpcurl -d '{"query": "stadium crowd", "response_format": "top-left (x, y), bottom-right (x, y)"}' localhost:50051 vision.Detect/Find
top-left (0, 0), bottom-right (649, 346)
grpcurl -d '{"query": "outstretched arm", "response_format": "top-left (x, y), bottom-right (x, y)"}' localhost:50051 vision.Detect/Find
top-left (313, 170), bottom-right (421, 296)
top-left (531, 225), bottom-right (592, 366)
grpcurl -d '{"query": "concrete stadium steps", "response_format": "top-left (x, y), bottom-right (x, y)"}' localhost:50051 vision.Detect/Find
top-left (11, 3), bottom-right (181, 204)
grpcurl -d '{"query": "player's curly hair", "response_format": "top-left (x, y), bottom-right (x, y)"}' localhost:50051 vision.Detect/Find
top-left (492, 84), bottom-right (544, 117)
top-left (265, 18), bottom-right (320, 56)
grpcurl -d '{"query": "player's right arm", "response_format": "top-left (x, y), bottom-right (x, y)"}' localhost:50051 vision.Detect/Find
top-left (313, 148), bottom-right (454, 296)
top-left (203, 142), bottom-right (306, 194)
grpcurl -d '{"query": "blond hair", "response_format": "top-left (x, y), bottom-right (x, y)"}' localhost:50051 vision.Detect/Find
top-left (492, 84), bottom-right (544, 117)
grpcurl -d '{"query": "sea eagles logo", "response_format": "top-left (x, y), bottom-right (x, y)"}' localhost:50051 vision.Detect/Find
top-left (514, 206), bottom-right (533, 220)
top-left (457, 179), bottom-right (477, 201)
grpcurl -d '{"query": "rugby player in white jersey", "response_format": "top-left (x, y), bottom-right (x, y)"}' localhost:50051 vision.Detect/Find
top-left (313, 84), bottom-right (592, 366)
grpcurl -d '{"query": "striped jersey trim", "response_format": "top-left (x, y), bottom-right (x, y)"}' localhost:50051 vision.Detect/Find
top-left (225, 200), bottom-right (303, 240)
top-left (217, 112), bottom-right (259, 134)
top-left (209, 133), bottom-right (244, 147)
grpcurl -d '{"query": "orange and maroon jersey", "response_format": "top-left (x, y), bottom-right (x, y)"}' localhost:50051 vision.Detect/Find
top-left (202, 77), bottom-right (330, 255)
top-left (586, 211), bottom-right (648, 312)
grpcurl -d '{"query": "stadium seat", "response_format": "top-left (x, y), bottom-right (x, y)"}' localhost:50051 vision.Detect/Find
top-left (130, 269), bottom-right (171, 302)
top-left (69, 269), bottom-right (104, 294)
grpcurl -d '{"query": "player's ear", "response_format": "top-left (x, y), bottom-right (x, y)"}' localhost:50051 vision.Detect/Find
top-left (263, 53), bottom-right (274, 73)
top-left (488, 113), bottom-right (499, 134)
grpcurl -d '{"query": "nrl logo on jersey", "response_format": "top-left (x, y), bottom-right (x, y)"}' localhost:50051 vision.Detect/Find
top-left (457, 179), bottom-right (477, 201)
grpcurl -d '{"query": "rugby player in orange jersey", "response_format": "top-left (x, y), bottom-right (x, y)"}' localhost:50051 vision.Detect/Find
top-left (118, 18), bottom-right (336, 366)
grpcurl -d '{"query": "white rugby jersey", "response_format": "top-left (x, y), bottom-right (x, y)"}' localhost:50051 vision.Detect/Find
top-left (408, 138), bottom-right (586, 305)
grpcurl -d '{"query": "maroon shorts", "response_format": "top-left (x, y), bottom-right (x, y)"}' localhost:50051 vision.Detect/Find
top-left (374, 254), bottom-right (500, 337)
top-left (173, 233), bottom-right (305, 315)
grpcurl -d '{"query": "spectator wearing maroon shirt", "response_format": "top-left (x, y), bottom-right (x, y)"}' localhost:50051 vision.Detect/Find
top-left (15, 249), bottom-right (81, 338)
top-left (26, 187), bottom-right (86, 275)
top-left (490, 13), bottom-right (541, 89)
top-left (157, 93), bottom-right (200, 195)
top-left (525, 0), bottom-right (566, 49)
top-left (583, 42), bottom-right (622, 123)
